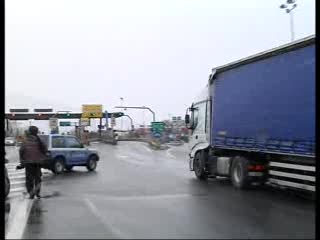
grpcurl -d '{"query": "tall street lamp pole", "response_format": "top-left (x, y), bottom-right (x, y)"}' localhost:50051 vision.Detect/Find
top-left (120, 97), bottom-right (124, 130)
top-left (123, 114), bottom-right (134, 131)
top-left (280, 0), bottom-right (298, 42)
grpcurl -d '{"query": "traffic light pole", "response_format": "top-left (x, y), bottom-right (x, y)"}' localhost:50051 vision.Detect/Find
top-left (6, 119), bottom-right (9, 132)
top-left (123, 114), bottom-right (134, 130)
top-left (99, 118), bottom-right (102, 137)
top-left (115, 106), bottom-right (156, 122)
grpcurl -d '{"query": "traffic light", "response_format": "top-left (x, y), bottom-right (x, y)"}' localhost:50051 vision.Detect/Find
top-left (111, 112), bottom-right (124, 118)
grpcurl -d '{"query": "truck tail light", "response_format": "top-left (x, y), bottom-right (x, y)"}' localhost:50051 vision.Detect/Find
top-left (255, 165), bottom-right (265, 171)
top-left (248, 165), bottom-right (255, 171)
top-left (248, 165), bottom-right (265, 171)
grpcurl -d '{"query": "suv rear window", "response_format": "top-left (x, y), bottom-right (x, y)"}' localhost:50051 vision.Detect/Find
top-left (52, 136), bottom-right (65, 148)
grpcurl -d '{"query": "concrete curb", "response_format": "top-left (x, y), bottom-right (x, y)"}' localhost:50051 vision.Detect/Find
top-left (89, 138), bottom-right (170, 150)
top-left (6, 198), bottom-right (34, 239)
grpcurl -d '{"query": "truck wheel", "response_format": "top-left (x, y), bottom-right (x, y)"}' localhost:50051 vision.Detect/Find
top-left (53, 158), bottom-right (65, 174)
top-left (194, 151), bottom-right (207, 180)
top-left (87, 156), bottom-right (97, 171)
top-left (230, 156), bottom-right (250, 189)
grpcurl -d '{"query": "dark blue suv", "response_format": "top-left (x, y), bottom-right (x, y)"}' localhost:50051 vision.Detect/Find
top-left (39, 134), bottom-right (100, 174)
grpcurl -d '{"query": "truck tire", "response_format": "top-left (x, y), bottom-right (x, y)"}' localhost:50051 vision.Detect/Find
top-left (52, 158), bottom-right (65, 174)
top-left (86, 155), bottom-right (97, 171)
top-left (194, 151), bottom-right (208, 180)
top-left (230, 156), bottom-right (250, 189)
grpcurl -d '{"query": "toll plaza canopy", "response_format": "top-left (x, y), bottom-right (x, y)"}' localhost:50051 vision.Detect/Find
top-left (5, 112), bottom-right (124, 120)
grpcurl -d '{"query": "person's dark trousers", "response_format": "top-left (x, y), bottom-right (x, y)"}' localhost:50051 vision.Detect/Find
top-left (25, 163), bottom-right (42, 198)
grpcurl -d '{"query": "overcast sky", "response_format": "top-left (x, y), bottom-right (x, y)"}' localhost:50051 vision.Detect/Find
top-left (5, 0), bottom-right (315, 129)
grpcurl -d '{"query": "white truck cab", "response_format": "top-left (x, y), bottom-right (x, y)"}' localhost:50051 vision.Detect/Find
top-left (186, 85), bottom-right (211, 172)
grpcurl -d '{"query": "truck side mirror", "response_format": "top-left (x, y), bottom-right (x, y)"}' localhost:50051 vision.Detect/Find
top-left (185, 114), bottom-right (190, 124)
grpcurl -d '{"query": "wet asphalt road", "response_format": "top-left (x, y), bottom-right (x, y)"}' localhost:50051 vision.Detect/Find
top-left (7, 142), bottom-right (315, 239)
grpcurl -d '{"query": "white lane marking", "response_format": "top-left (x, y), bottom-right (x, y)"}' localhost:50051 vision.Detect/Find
top-left (120, 158), bottom-right (145, 166)
top-left (10, 180), bottom-right (25, 186)
top-left (166, 149), bottom-right (176, 159)
top-left (6, 166), bottom-right (21, 170)
top-left (118, 155), bottom-right (129, 159)
top-left (6, 191), bottom-right (24, 198)
top-left (83, 198), bottom-right (129, 239)
top-left (10, 187), bottom-right (26, 193)
top-left (6, 199), bottom-right (34, 239)
top-left (142, 145), bottom-right (152, 153)
top-left (86, 193), bottom-right (196, 201)
top-left (8, 175), bottom-right (25, 180)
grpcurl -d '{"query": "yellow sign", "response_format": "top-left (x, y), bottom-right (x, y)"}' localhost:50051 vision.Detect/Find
top-left (81, 112), bottom-right (103, 118)
top-left (82, 104), bottom-right (103, 118)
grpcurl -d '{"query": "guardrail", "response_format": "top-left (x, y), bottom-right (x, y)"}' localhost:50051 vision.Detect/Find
top-left (88, 136), bottom-right (169, 150)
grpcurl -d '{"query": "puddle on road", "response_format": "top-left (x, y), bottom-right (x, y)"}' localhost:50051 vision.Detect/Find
top-left (27, 191), bottom-right (61, 225)
top-left (39, 190), bottom-right (61, 199)
top-left (27, 200), bottom-right (46, 225)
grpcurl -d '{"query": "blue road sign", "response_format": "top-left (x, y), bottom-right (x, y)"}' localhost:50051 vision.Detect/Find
top-left (153, 132), bottom-right (162, 138)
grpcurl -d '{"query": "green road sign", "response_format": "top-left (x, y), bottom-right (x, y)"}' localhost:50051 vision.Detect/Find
top-left (151, 121), bottom-right (165, 133)
top-left (59, 121), bottom-right (71, 127)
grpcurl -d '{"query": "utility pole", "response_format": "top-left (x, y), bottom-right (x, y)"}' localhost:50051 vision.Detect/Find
top-left (280, 0), bottom-right (298, 42)
top-left (120, 97), bottom-right (124, 130)
top-left (123, 114), bottom-right (134, 131)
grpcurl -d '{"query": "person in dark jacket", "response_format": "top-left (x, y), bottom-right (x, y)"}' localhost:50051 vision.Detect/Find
top-left (19, 126), bottom-right (48, 199)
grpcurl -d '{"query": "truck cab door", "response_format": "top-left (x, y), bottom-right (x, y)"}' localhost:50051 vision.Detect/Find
top-left (188, 100), bottom-right (210, 170)
top-left (190, 101), bottom-right (208, 145)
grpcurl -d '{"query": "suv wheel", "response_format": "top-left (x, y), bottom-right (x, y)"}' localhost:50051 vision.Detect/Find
top-left (86, 156), bottom-right (97, 171)
top-left (53, 158), bottom-right (65, 174)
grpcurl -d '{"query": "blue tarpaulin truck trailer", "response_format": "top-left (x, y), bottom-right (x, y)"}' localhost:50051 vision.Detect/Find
top-left (186, 35), bottom-right (315, 192)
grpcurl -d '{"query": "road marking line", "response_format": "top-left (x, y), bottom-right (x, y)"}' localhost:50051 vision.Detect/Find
top-left (8, 175), bottom-right (25, 180)
top-left (118, 155), bottom-right (129, 158)
top-left (10, 180), bottom-right (25, 186)
top-left (86, 193), bottom-right (196, 201)
top-left (166, 149), bottom-right (176, 159)
top-left (10, 187), bottom-right (26, 193)
top-left (83, 198), bottom-right (129, 239)
top-left (120, 158), bottom-right (145, 166)
top-left (6, 199), bottom-right (34, 239)
top-left (6, 191), bottom-right (24, 198)
top-left (142, 145), bottom-right (152, 152)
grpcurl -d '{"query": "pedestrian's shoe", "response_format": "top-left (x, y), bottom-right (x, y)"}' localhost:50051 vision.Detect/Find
top-left (36, 194), bottom-right (41, 199)
top-left (29, 194), bottom-right (35, 199)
